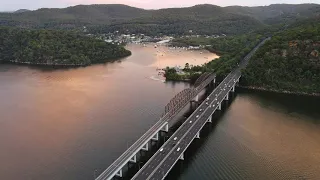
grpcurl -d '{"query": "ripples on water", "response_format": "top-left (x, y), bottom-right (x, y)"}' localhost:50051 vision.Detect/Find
top-left (0, 45), bottom-right (319, 180)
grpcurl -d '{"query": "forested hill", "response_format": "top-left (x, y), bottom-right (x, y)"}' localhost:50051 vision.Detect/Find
top-left (0, 27), bottom-right (131, 66)
top-left (242, 22), bottom-right (320, 95)
top-left (0, 4), bottom-right (319, 35)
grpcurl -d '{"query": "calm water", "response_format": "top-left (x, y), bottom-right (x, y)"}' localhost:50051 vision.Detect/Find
top-left (0, 44), bottom-right (319, 180)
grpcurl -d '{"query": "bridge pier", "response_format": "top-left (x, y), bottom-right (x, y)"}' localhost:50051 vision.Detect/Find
top-left (161, 123), bottom-right (169, 132)
top-left (208, 115), bottom-right (212, 123)
top-left (231, 85), bottom-right (235, 92)
top-left (141, 143), bottom-right (149, 151)
top-left (217, 103), bottom-right (221, 110)
top-left (225, 93), bottom-right (229, 100)
top-left (129, 155), bottom-right (137, 163)
top-left (195, 95), bottom-right (199, 102)
top-left (151, 132), bottom-right (159, 141)
top-left (196, 132), bottom-right (200, 139)
top-left (179, 153), bottom-right (184, 160)
top-left (115, 169), bottom-right (123, 178)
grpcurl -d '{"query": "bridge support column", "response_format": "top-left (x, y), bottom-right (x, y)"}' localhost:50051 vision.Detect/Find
top-left (196, 132), bottom-right (200, 139)
top-left (214, 78), bottom-right (216, 84)
top-left (129, 154), bottom-right (137, 163)
top-left (208, 116), bottom-right (212, 123)
top-left (195, 95), bottom-right (199, 102)
top-left (231, 85), bottom-right (235, 92)
top-left (225, 93), bottom-right (229, 101)
top-left (141, 143), bottom-right (149, 151)
top-left (151, 132), bottom-right (159, 141)
top-left (115, 169), bottom-right (123, 178)
top-left (161, 122), bottom-right (169, 132)
top-left (217, 103), bottom-right (221, 110)
top-left (179, 153), bottom-right (184, 160)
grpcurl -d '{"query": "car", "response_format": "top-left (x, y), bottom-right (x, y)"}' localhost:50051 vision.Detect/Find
top-left (215, 94), bottom-right (218, 97)
top-left (199, 109), bottom-right (203, 112)
top-left (189, 121), bottom-right (192, 123)
top-left (174, 137), bottom-right (177, 140)
top-left (177, 147), bottom-right (180, 152)
top-left (196, 115), bottom-right (199, 118)
top-left (205, 102), bottom-right (209, 105)
top-left (215, 98), bottom-right (217, 101)
top-left (159, 148), bottom-right (164, 152)
top-left (206, 97), bottom-right (210, 101)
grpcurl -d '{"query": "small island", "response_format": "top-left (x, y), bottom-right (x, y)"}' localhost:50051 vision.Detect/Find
top-left (0, 27), bottom-right (131, 66)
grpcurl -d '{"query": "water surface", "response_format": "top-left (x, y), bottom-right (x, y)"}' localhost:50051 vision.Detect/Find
top-left (0, 45), bottom-right (319, 180)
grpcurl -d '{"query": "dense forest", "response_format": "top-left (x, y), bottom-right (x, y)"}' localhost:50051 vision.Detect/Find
top-left (0, 27), bottom-right (131, 66)
top-left (0, 4), bottom-right (319, 35)
top-left (242, 23), bottom-right (320, 94)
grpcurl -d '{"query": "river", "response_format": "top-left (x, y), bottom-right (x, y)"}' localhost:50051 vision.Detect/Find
top-left (0, 44), bottom-right (319, 180)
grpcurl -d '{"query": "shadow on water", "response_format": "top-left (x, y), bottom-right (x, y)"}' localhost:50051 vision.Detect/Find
top-left (238, 88), bottom-right (320, 123)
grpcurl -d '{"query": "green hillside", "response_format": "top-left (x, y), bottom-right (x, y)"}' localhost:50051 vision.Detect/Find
top-left (1, 4), bottom-right (319, 35)
top-left (242, 22), bottom-right (320, 94)
top-left (0, 27), bottom-right (131, 66)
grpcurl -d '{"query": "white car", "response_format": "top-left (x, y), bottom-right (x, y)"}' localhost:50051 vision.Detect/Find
top-left (196, 115), bottom-right (199, 118)
top-left (189, 121), bottom-right (192, 123)
top-left (159, 148), bottom-right (164, 152)
top-left (174, 137), bottom-right (177, 140)
top-left (206, 97), bottom-right (210, 101)
top-left (177, 147), bottom-right (180, 152)
top-left (206, 102), bottom-right (209, 105)
top-left (200, 109), bottom-right (203, 112)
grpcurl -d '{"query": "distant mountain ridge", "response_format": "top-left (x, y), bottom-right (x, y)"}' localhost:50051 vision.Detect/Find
top-left (0, 4), bottom-right (319, 35)
top-left (14, 9), bottom-right (30, 13)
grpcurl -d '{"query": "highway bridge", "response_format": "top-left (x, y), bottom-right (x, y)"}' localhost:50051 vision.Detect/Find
top-left (96, 37), bottom-right (269, 180)
top-left (96, 72), bottom-right (216, 180)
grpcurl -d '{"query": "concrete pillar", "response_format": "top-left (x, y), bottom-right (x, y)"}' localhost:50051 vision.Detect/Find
top-left (218, 103), bottom-right (221, 110)
top-left (208, 116), bottom-right (212, 123)
top-left (151, 132), bottom-right (159, 141)
top-left (231, 85), bottom-right (235, 92)
top-left (129, 155), bottom-right (137, 163)
top-left (161, 122), bottom-right (169, 132)
top-left (115, 169), bottom-right (123, 177)
top-left (141, 142), bottom-right (149, 151)
top-left (214, 78), bottom-right (216, 84)
top-left (179, 153), bottom-right (184, 160)
top-left (196, 132), bottom-right (200, 139)
top-left (195, 95), bottom-right (199, 102)
top-left (225, 93), bottom-right (229, 101)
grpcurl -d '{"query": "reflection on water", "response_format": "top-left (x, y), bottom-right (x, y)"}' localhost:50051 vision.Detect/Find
top-left (174, 92), bottom-right (320, 180)
top-left (0, 45), bottom-right (319, 180)
top-left (126, 43), bottom-right (219, 68)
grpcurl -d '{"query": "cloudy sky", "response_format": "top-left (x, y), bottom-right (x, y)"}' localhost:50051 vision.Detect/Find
top-left (1, 0), bottom-right (319, 11)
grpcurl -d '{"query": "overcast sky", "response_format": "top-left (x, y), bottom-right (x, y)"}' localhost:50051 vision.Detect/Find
top-left (1, 0), bottom-right (319, 11)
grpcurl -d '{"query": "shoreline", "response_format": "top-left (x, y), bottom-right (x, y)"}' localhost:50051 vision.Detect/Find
top-left (1, 54), bottom-right (132, 68)
top-left (237, 85), bottom-right (320, 97)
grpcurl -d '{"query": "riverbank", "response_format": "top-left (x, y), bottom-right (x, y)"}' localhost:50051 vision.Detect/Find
top-left (5, 53), bottom-right (131, 67)
top-left (238, 86), bottom-right (320, 97)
